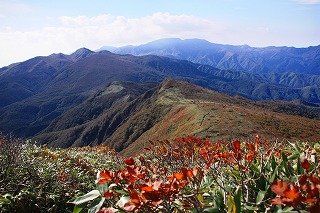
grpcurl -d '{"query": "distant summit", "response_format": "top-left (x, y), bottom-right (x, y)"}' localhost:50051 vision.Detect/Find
top-left (100, 38), bottom-right (320, 75)
top-left (70, 48), bottom-right (94, 61)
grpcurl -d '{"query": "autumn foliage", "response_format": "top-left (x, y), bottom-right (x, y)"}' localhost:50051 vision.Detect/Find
top-left (71, 135), bottom-right (320, 213)
top-left (1, 132), bottom-right (319, 212)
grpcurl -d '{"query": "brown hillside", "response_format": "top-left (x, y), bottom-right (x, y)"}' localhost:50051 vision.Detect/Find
top-left (35, 79), bottom-right (320, 156)
top-left (122, 79), bottom-right (320, 155)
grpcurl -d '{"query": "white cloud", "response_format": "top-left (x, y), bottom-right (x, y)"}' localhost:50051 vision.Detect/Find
top-left (0, 12), bottom-right (319, 67)
top-left (0, 13), bottom-right (228, 67)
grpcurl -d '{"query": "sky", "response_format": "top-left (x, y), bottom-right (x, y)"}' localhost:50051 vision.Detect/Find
top-left (0, 0), bottom-right (320, 67)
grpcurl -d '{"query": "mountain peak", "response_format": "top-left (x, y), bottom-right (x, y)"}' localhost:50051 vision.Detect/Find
top-left (104, 38), bottom-right (320, 75)
top-left (70, 48), bottom-right (94, 61)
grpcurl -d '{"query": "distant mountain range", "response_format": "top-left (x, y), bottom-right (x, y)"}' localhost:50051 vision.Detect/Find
top-left (99, 38), bottom-right (320, 75)
top-left (0, 39), bottom-right (319, 150)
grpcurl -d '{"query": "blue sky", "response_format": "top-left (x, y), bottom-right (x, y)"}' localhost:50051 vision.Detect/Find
top-left (0, 0), bottom-right (319, 67)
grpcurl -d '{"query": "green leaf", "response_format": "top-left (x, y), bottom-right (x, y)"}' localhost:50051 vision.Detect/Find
top-left (245, 205), bottom-right (260, 211)
top-left (196, 193), bottom-right (204, 203)
top-left (281, 155), bottom-right (291, 178)
top-left (188, 208), bottom-right (198, 213)
top-left (297, 157), bottom-right (304, 175)
top-left (282, 152), bottom-right (288, 163)
top-left (212, 190), bottom-right (224, 208)
top-left (73, 203), bottom-right (87, 213)
top-left (114, 189), bottom-right (127, 195)
top-left (234, 187), bottom-right (241, 213)
top-left (269, 166), bottom-right (279, 183)
top-left (288, 153), bottom-right (299, 160)
top-left (69, 190), bottom-right (101, 205)
top-left (251, 165), bottom-right (259, 173)
top-left (256, 190), bottom-right (266, 203)
top-left (277, 206), bottom-right (296, 213)
top-left (271, 155), bottom-right (277, 170)
top-left (203, 207), bottom-right (222, 212)
top-left (290, 142), bottom-right (301, 153)
top-left (97, 183), bottom-right (109, 195)
top-left (0, 193), bottom-right (12, 204)
top-left (88, 197), bottom-right (105, 213)
top-left (0, 197), bottom-right (11, 204)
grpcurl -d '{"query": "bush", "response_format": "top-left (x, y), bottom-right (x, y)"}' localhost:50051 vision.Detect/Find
top-left (0, 133), bottom-right (120, 213)
top-left (71, 136), bottom-right (320, 213)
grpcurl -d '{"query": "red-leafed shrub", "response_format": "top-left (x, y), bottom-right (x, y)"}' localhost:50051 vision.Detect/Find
top-left (71, 135), bottom-right (320, 212)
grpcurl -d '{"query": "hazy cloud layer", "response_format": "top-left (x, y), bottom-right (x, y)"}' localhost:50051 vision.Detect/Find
top-left (0, 12), bottom-right (318, 67)
top-left (293, 0), bottom-right (320, 3)
top-left (0, 2), bottom-right (30, 17)
top-left (0, 13), bottom-right (228, 66)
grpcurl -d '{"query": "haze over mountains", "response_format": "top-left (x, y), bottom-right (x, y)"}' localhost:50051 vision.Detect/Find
top-left (0, 38), bottom-right (320, 151)
top-left (100, 38), bottom-right (320, 75)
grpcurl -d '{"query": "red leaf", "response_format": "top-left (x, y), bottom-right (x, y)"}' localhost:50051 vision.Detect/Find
top-left (202, 153), bottom-right (209, 159)
top-left (98, 171), bottom-right (113, 184)
top-left (304, 198), bottom-right (318, 204)
top-left (200, 148), bottom-right (207, 154)
top-left (182, 168), bottom-right (193, 179)
top-left (140, 185), bottom-right (153, 192)
top-left (97, 179), bottom-right (110, 184)
top-left (299, 174), bottom-right (308, 186)
top-left (233, 140), bottom-right (241, 150)
top-left (129, 191), bottom-right (140, 200)
top-left (284, 189), bottom-right (300, 200)
top-left (220, 152), bottom-right (230, 158)
top-left (245, 152), bottom-right (254, 161)
top-left (270, 197), bottom-right (285, 205)
top-left (100, 171), bottom-right (112, 179)
top-left (235, 152), bottom-right (242, 160)
top-left (310, 204), bottom-right (320, 213)
top-left (271, 180), bottom-right (289, 197)
top-left (173, 172), bottom-right (184, 180)
top-left (131, 199), bottom-right (140, 204)
top-left (151, 200), bottom-right (164, 206)
top-left (246, 143), bottom-right (255, 151)
top-left (139, 156), bottom-right (145, 163)
top-left (126, 166), bottom-right (136, 175)
top-left (104, 191), bottom-right (114, 198)
top-left (167, 176), bottom-right (175, 181)
top-left (309, 175), bottom-right (320, 184)
top-left (124, 157), bottom-right (135, 165)
top-left (128, 176), bottom-right (138, 183)
top-left (301, 159), bottom-right (310, 171)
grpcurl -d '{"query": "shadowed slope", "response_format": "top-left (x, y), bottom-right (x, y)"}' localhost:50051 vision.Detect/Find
top-left (34, 79), bottom-right (320, 155)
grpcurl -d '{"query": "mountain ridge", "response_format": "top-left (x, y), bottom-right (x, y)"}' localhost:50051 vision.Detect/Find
top-left (100, 38), bottom-right (320, 75)
top-left (0, 47), bottom-right (320, 139)
top-left (33, 79), bottom-right (320, 155)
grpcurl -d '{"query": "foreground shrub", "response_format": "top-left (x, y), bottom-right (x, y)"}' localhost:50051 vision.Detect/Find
top-left (0, 133), bottom-right (120, 213)
top-left (72, 136), bottom-right (320, 212)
